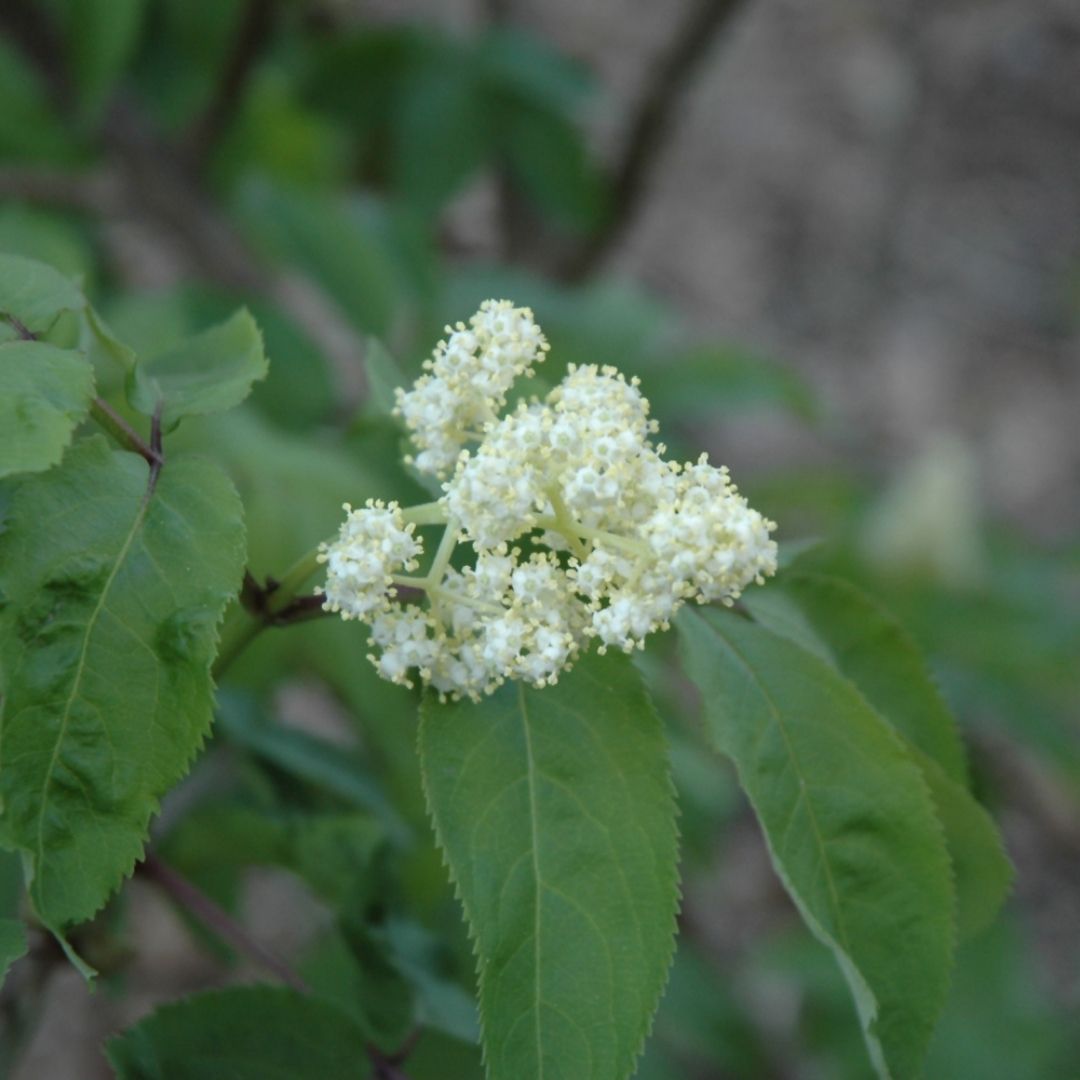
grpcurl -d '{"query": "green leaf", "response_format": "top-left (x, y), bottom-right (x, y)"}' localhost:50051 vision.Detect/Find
top-left (677, 607), bottom-right (955, 1080)
top-left (0, 341), bottom-right (95, 478)
top-left (0, 917), bottom-right (27, 984)
top-left (0, 436), bottom-right (245, 932)
top-left (391, 53), bottom-right (490, 216)
top-left (420, 651), bottom-right (679, 1080)
top-left (64, 0), bottom-right (146, 119)
top-left (127, 308), bottom-right (268, 426)
top-left (745, 574), bottom-right (1012, 936)
top-left (0, 254), bottom-right (85, 342)
top-left (107, 985), bottom-right (371, 1079)
top-left (744, 573), bottom-right (968, 781)
top-left (646, 345), bottom-right (817, 423)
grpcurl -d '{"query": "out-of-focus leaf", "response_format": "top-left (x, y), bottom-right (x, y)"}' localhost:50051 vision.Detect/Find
top-left (420, 651), bottom-right (679, 1080)
top-left (107, 985), bottom-right (371, 1079)
top-left (0, 437), bottom-right (245, 935)
top-left (63, 0), bottom-right (146, 119)
top-left (647, 345), bottom-right (817, 423)
top-left (362, 338), bottom-right (408, 416)
top-left (497, 101), bottom-right (606, 231)
top-left (0, 341), bottom-right (94, 478)
top-left (214, 691), bottom-right (407, 843)
top-left (677, 606), bottom-right (955, 1080)
top-left (127, 308), bottom-right (268, 426)
top-left (236, 182), bottom-right (398, 335)
top-left (477, 28), bottom-right (593, 115)
top-left (0, 40), bottom-right (76, 162)
top-left (0, 207), bottom-right (94, 280)
top-left (0, 918), bottom-right (27, 986)
top-left (392, 55), bottom-right (490, 216)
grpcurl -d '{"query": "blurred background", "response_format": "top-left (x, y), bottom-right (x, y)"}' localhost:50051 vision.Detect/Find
top-left (0, 0), bottom-right (1078, 1076)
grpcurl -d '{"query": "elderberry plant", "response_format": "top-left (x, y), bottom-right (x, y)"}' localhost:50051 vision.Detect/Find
top-left (0, 255), bottom-right (1013, 1080)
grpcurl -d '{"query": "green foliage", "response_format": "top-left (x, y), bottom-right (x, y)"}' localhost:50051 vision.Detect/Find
top-left (0, 918), bottom-right (27, 983)
top-left (0, 341), bottom-right (95, 478)
top-left (744, 572), bottom-right (1013, 937)
top-left (61, 0), bottom-right (147, 120)
top-left (107, 985), bottom-right (371, 1079)
top-left (0, 437), bottom-right (245, 932)
top-left (677, 607), bottom-right (955, 1080)
top-left (0, 253), bottom-right (85, 342)
top-left (420, 652), bottom-right (679, 1080)
top-left (127, 308), bottom-right (269, 426)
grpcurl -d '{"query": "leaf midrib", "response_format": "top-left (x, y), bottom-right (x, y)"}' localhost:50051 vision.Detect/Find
top-left (33, 473), bottom-right (151, 898)
top-left (518, 682), bottom-right (545, 1080)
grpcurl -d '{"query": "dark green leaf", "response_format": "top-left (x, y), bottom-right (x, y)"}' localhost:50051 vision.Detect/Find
top-left (0, 341), bottom-right (94, 478)
top-left (0, 436), bottom-right (245, 934)
top-left (392, 57), bottom-right (490, 216)
top-left (127, 308), bottom-right (268, 426)
top-left (0, 918), bottom-right (27, 985)
top-left (64, 0), bottom-right (146, 119)
top-left (677, 607), bottom-right (955, 1080)
top-left (420, 651), bottom-right (679, 1080)
top-left (107, 985), bottom-right (371, 1079)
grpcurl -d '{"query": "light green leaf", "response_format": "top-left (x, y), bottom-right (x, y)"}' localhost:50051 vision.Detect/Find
top-left (0, 253), bottom-right (85, 342)
top-left (0, 436), bottom-right (245, 932)
top-left (677, 607), bottom-right (955, 1080)
top-left (744, 573), bottom-right (1012, 937)
top-left (107, 985), bottom-right (371, 1079)
top-left (0, 341), bottom-right (95, 478)
top-left (128, 308), bottom-right (269, 426)
top-left (420, 651), bottom-right (679, 1080)
top-left (0, 917), bottom-right (27, 984)
top-left (744, 573), bottom-right (968, 781)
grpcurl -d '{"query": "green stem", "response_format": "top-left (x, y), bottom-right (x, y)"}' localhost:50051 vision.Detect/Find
top-left (401, 501), bottom-right (447, 526)
top-left (544, 488), bottom-right (590, 560)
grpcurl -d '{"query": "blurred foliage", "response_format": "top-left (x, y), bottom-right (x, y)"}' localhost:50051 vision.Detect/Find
top-left (0, 1), bottom-right (1077, 1076)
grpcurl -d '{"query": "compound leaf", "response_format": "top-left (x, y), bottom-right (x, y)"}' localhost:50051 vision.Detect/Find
top-left (0, 436), bottom-right (245, 933)
top-left (0, 341), bottom-right (94, 478)
top-left (107, 985), bottom-right (371, 1080)
top-left (677, 607), bottom-right (955, 1080)
top-left (420, 651), bottom-right (678, 1080)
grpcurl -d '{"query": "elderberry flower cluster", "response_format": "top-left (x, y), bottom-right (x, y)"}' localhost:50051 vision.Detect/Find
top-left (319, 300), bottom-right (778, 699)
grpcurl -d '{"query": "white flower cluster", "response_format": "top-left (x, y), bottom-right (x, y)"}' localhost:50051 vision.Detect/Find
top-left (394, 299), bottom-right (549, 478)
top-left (321, 301), bottom-right (778, 699)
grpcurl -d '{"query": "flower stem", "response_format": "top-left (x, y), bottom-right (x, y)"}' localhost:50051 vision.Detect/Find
top-left (400, 501), bottom-right (447, 526)
top-left (213, 543), bottom-right (325, 678)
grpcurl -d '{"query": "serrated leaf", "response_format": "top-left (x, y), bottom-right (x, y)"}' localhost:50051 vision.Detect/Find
top-left (677, 607), bottom-right (955, 1080)
top-left (0, 436), bottom-right (245, 932)
top-left (0, 917), bottom-right (27, 985)
top-left (0, 341), bottom-right (95, 478)
top-left (420, 651), bottom-right (679, 1080)
top-left (0, 253), bottom-right (85, 342)
top-left (107, 985), bottom-right (371, 1079)
top-left (744, 574), bottom-right (968, 781)
top-left (127, 308), bottom-right (269, 426)
top-left (745, 573), bottom-right (1012, 937)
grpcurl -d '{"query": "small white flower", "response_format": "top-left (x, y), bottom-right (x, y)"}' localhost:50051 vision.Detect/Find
top-left (318, 501), bottom-right (422, 620)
